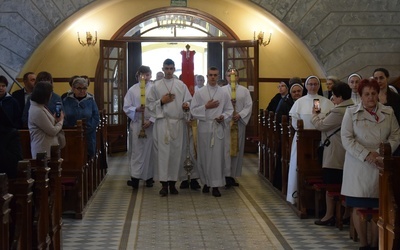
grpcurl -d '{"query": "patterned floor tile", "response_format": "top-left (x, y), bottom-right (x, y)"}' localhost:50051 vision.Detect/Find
top-left (62, 153), bottom-right (360, 250)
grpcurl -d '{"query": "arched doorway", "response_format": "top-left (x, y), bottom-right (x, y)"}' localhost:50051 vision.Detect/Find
top-left (96, 7), bottom-right (259, 154)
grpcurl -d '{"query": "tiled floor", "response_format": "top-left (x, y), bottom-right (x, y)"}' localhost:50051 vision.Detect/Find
top-left (62, 153), bottom-right (360, 249)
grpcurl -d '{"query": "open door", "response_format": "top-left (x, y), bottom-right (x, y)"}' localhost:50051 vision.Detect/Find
top-left (224, 40), bottom-right (259, 153)
top-left (96, 40), bottom-right (128, 154)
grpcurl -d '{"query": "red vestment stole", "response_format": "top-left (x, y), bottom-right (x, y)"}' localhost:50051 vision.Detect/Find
top-left (180, 50), bottom-right (195, 96)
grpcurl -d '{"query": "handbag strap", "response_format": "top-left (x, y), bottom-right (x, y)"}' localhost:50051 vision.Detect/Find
top-left (327, 127), bottom-right (341, 139)
top-left (322, 127), bottom-right (341, 146)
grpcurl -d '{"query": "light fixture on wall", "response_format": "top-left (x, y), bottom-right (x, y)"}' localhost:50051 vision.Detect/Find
top-left (77, 31), bottom-right (97, 46)
top-left (254, 31), bottom-right (272, 46)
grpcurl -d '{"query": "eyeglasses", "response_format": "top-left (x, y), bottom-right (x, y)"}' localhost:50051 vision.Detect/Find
top-left (75, 87), bottom-right (88, 91)
top-left (208, 74), bottom-right (218, 77)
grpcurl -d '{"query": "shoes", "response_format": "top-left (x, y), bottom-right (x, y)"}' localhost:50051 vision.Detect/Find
top-left (225, 177), bottom-right (232, 189)
top-left (314, 216), bottom-right (335, 226)
top-left (190, 179), bottom-right (201, 190)
top-left (159, 187), bottom-right (168, 197)
top-left (169, 186), bottom-right (179, 195)
top-left (225, 177), bottom-right (239, 188)
top-left (145, 178), bottom-right (154, 188)
top-left (359, 246), bottom-right (370, 250)
top-left (212, 188), bottom-right (221, 197)
top-left (179, 180), bottom-right (189, 189)
top-left (127, 177), bottom-right (139, 189)
top-left (202, 185), bottom-right (210, 193)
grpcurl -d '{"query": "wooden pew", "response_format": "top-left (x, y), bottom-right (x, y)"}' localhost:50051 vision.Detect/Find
top-left (19, 121), bottom-right (88, 219)
top-left (30, 153), bottom-right (51, 249)
top-left (295, 119), bottom-right (322, 218)
top-left (280, 115), bottom-right (291, 197)
top-left (272, 113), bottom-right (281, 189)
top-left (8, 160), bottom-right (34, 250)
top-left (61, 120), bottom-right (88, 219)
top-left (98, 111), bottom-right (108, 181)
top-left (0, 173), bottom-right (13, 250)
top-left (257, 109), bottom-right (265, 176)
top-left (48, 146), bottom-right (63, 250)
top-left (378, 142), bottom-right (400, 250)
top-left (262, 110), bottom-right (268, 179)
top-left (266, 111), bottom-right (275, 183)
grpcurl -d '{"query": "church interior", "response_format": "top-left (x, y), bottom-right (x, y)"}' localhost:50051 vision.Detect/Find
top-left (1, 0), bottom-right (400, 249)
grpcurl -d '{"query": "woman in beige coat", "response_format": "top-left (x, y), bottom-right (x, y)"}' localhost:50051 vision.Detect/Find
top-left (28, 81), bottom-right (64, 159)
top-left (341, 78), bottom-right (400, 250)
top-left (311, 82), bottom-right (354, 226)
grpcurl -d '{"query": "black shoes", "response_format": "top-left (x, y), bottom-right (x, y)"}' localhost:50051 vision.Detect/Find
top-left (127, 177), bottom-right (154, 189)
top-left (145, 178), bottom-right (154, 187)
top-left (169, 181), bottom-right (179, 195)
top-left (202, 185), bottom-right (210, 193)
top-left (180, 180), bottom-right (189, 189)
top-left (180, 179), bottom-right (201, 190)
top-left (225, 177), bottom-right (239, 188)
top-left (159, 187), bottom-right (168, 197)
top-left (190, 179), bottom-right (201, 190)
top-left (169, 186), bottom-right (179, 195)
top-left (212, 188), bottom-right (221, 197)
top-left (314, 216), bottom-right (335, 226)
top-left (127, 177), bottom-right (139, 189)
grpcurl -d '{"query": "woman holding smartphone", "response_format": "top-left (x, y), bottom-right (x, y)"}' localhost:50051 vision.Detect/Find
top-left (28, 81), bottom-right (64, 159)
top-left (311, 82), bottom-right (354, 226)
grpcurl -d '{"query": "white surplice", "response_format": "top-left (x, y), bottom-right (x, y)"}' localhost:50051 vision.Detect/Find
top-left (190, 84), bottom-right (233, 187)
top-left (147, 78), bottom-right (192, 181)
top-left (123, 81), bottom-right (155, 180)
top-left (222, 84), bottom-right (253, 177)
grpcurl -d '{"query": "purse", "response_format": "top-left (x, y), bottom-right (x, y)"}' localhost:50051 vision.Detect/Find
top-left (317, 127), bottom-right (341, 165)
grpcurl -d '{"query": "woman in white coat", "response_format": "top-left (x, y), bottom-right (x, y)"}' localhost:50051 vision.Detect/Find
top-left (28, 81), bottom-right (64, 159)
top-left (341, 78), bottom-right (400, 250)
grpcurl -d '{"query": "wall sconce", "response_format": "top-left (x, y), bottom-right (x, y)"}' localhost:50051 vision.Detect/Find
top-left (254, 31), bottom-right (272, 46)
top-left (77, 31), bottom-right (97, 46)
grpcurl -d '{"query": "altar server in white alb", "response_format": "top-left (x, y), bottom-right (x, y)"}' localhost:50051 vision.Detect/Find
top-left (123, 65), bottom-right (155, 189)
top-left (147, 59), bottom-right (192, 197)
top-left (223, 68), bottom-right (253, 187)
top-left (286, 76), bottom-right (334, 204)
top-left (190, 66), bottom-right (233, 197)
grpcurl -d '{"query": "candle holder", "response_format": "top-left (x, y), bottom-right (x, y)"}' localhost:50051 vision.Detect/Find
top-left (183, 109), bottom-right (194, 182)
top-left (229, 67), bottom-right (239, 156)
top-left (138, 74), bottom-right (147, 139)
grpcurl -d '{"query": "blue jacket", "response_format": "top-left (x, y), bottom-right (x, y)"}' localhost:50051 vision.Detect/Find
top-left (62, 93), bottom-right (100, 157)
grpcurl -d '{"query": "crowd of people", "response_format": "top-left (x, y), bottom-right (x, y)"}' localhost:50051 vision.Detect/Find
top-left (124, 59), bottom-right (253, 198)
top-left (266, 69), bottom-right (400, 250)
top-left (0, 71), bottom-right (100, 178)
top-left (2, 61), bottom-right (400, 248)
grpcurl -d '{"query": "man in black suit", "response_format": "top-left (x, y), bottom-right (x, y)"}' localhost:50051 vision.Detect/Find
top-left (12, 72), bottom-right (36, 120)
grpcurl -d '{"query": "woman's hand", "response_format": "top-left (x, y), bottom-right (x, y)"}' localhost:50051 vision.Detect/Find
top-left (365, 151), bottom-right (381, 167)
top-left (55, 111), bottom-right (64, 124)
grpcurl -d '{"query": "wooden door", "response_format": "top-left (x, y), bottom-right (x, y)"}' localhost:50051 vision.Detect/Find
top-left (96, 40), bottom-right (128, 154)
top-left (223, 40), bottom-right (259, 153)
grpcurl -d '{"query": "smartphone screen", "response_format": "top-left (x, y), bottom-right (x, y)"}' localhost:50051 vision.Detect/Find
top-left (313, 99), bottom-right (320, 110)
top-left (55, 102), bottom-right (62, 118)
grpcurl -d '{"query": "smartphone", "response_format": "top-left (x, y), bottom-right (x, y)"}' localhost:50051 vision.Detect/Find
top-left (55, 101), bottom-right (62, 118)
top-left (313, 99), bottom-right (320, 111)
